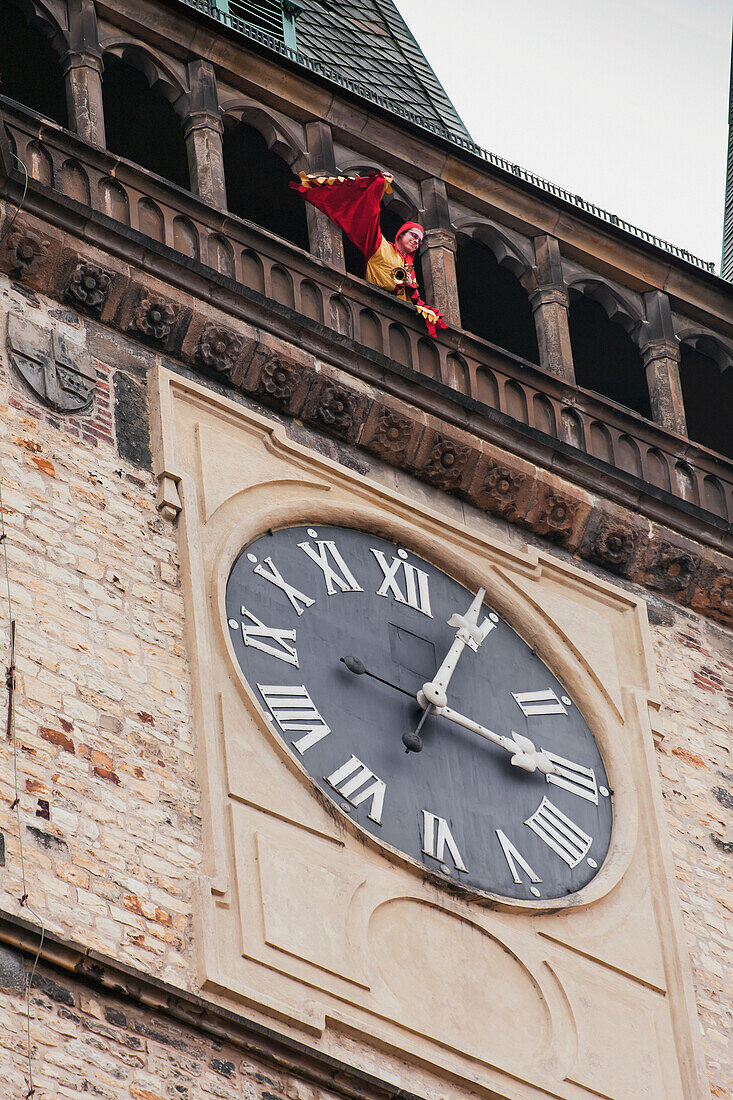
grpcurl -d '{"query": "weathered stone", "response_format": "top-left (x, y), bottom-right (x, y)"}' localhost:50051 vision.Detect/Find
top-left (114, 372), bottom-right (153, 470)
top-left (467, 455), bottom-right (532, 521)
top-left (526, 484), bottom-right (591, 548)
top-left (3, 228), bottom-right (49, 276)
top-left (641, 538), bottom-right (703, 599)
top-left (578, 510), bottom-right (643, 576)
top-left (66, 262), bottom-right (113, 314)
top-left (413, 429), bottom-right (478, 493)
top-left (194, 323), bottom-right (244, 376)
top-left (241, 346), bottom-right (314, 416)
top-left (302, 377), bottom-right (369, 443)
top-left (7, 311), bottom-right (96, 413)
top-left (359, 402), bottom-right (422, 465)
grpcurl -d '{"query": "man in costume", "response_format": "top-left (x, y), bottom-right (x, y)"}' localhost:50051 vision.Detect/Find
top-left (290, 170), bottom-right (446, 337)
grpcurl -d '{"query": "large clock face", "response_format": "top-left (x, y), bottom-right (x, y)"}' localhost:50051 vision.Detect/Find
top-left (225, 525), bottom-right (613, 902)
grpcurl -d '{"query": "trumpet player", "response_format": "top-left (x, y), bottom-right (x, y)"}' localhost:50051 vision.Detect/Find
top-left (290, 169), bottom-right (446, 337)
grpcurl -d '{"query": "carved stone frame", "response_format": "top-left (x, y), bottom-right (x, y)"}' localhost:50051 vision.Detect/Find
top-left (149, 365), bottom-right (708, 1100)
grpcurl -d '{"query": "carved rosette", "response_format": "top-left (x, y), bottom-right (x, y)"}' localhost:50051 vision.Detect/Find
top-left (643, 541), bottom-right (701, 595)
top-left (259, 355), bottom-right (299, 404)
top-left (531, 488), bottom-right (583, 545)
top-left (312, 382), bottom-right (358, 433)
top-left (196, 324), bottom-right (243, 375)
top-left (478, 461), bottom-right (528, 518)
top-left (422, 436), bottom-right (472, 491)
top-left (134, 296), bottom-right (177, 342)
top-left (703, 569), bottom-right (733, 626)
top-left (373, 411), bottom-right (414, 457)
top-left (4, 229), bottom-right (49, 276)
top-left (67, 262), bottom-right (112, 312)
top-left (580, 514), bottom-right (640, 575)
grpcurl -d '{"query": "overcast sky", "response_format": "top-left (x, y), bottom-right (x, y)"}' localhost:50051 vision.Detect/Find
top-left (395, 0), bottom-right (731, 271)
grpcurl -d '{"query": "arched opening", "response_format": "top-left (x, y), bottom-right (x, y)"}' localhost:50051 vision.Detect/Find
top-left (679, 342), bottom-right (733, 459)
top-left (343, 199), bottom-right (424, 292)
top-left (455, 236), bottom-right (538, 363)
top-left (223, 120), bottom-right (308, 250)
top-left (0, 2), bottom-right (67, 126)
top-left (102, 53), bottom-right (189, 188)
top-left (569, 293), bottom-right (650, 418)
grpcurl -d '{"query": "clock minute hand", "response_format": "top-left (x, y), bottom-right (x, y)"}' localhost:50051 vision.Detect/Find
top-left (437, 703), bottom-right (558, 776)
top-left (421, 586), bottom-right (489, 709)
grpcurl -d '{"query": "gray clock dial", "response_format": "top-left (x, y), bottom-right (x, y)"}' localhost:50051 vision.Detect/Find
top-left (226, 524), bottom-right (613, 902)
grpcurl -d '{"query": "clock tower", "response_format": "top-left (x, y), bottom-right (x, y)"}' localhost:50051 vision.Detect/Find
top-left (0, 1), bottom-right (729, 1098)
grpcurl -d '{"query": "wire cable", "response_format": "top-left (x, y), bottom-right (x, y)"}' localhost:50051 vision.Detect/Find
top-left (0, 151), bottom-right (29, 248)
top-left (0, 471), bottom-right (45, 1099)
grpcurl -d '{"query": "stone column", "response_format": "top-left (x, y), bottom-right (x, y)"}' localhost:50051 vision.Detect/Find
top-left (642, 340), bottom-right (687, 436)
top-left (528, 235), bottom-right (575, 382)
top-left (301, 121), bottom-right (345, 270)
top-left (64, 0), bottom-right (105, 146)
top-left (182, 60), bottom-right (226, 211)
top-left (641, 291), bottom-right (687, 436)
top-left (418, 177), bottom-right (460, 328)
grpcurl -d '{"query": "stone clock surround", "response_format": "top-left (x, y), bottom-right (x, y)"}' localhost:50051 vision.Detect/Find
top-left (149, 364), bottom-right (709, 1100)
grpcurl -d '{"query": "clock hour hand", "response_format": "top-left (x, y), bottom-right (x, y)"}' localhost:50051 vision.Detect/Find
top-left (341, 656), bottom-right (435, 754)
top-left (340, 655), bottom-right (416, 699)
top-left (436, 703), bottom-right (558, 776)
top-left (421, 587), bottom-right (492, 709)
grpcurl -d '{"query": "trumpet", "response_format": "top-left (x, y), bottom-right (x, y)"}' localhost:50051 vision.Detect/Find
top-left (391, 266), bottom-right (408, 288)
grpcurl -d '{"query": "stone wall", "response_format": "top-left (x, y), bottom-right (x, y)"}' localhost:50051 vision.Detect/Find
top-left (0, 282), bottom-right (200, 990)
top-left (0, 273), bottom-right (730, 1096)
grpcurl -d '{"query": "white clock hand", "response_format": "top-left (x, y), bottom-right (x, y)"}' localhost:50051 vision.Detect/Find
top-left (436, 703), bottom-right (557, 775)
top-left (421, 587), bottom-right (493, 708)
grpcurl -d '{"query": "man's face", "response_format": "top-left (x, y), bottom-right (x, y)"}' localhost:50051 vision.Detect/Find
top-left (397, 229), bottom-right (423, 256)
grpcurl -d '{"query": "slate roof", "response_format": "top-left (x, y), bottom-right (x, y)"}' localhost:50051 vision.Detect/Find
top-left (294, 0), bottom-right (471, 140)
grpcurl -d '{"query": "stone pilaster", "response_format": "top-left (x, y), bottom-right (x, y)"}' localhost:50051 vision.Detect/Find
top-left (63, 0), bottom-right (105, 146)
top-left (182, 60), bottom-right (226, 210)
top-left (528, 235), bottom-right (575, 382)
top-left (418, 178), bottom-right (460, 328)
top-left (300, 121), bottom-right (345, 270)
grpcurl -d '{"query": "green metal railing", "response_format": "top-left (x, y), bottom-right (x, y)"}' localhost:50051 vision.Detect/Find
top-left (178, 0), bottom-right (716, 275)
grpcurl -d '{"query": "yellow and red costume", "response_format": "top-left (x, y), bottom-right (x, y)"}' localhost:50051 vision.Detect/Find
top-left (290, 171), bottom-right (447, 337)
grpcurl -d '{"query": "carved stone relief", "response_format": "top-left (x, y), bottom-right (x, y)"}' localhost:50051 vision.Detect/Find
top-left (7, 311), bottom-right (95, 413)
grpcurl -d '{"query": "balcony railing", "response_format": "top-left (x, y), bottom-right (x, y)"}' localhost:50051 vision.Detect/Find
top-left (174, 0), bottom-right (716, 275)
top-left (3, 98), bottom-right (731, 530)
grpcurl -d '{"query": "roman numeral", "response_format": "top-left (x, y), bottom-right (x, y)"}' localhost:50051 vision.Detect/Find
top-left (512, 688), bottom-right (567, 717)
top-left (541, 749), bottom-right (598, 804)
top-left (257, 684), bottom-right (330, 754)
top-left (298, 539), bottom-right (363, 595)
top-left (370, 549), bottom-right (433, 618)
top-left (525, 797), bottom-right (592, 868)
top-left (496, 829), bottom-right (542, 890)
top-left (238, 606), bottom-right (299, 666)
top-left (326, 755), bottom-right (386, 824)
top-left (422, 811), bottom-right (468, 872)
top-left (252, 555), bottom-right (314, 616)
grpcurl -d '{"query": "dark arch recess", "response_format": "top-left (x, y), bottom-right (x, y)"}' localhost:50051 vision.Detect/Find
top-left (0, 2), bottom-right (68, 126)
top-left (568, 293), bottom-right (650, 418)
top-left (102, 54), bottom-right (189, 189)
top-left (455, 237), bottom-right (539, 363)
top-left (223, 121), bottom-right (308, 250)
top-left (679, 344), bottom-right (733, 460)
